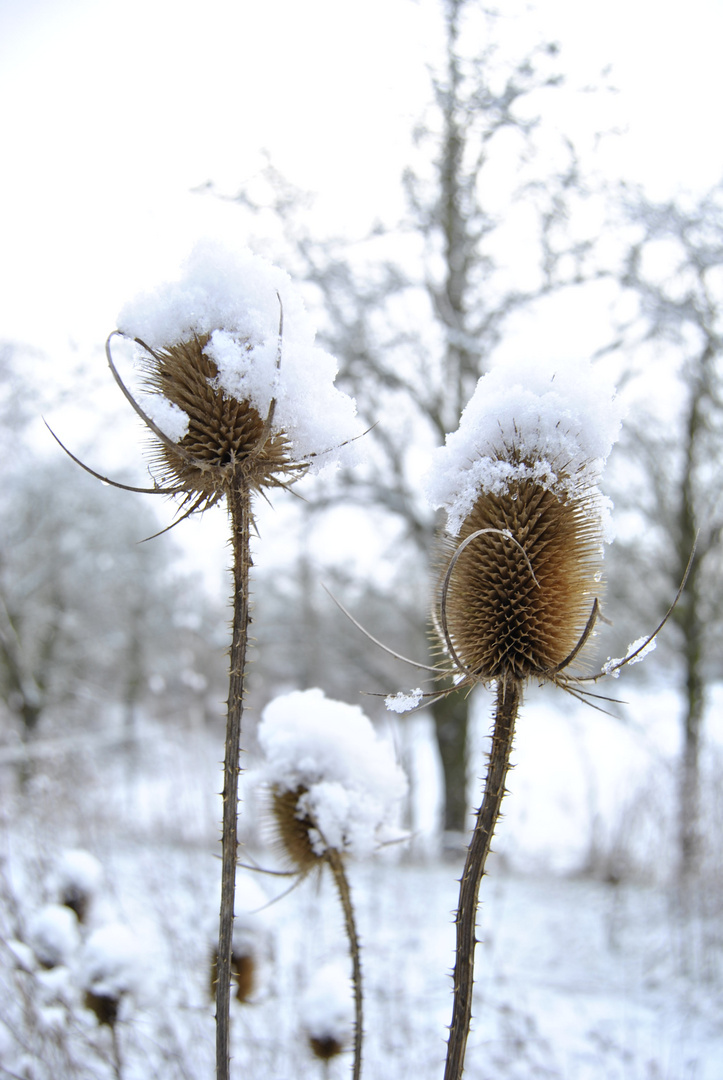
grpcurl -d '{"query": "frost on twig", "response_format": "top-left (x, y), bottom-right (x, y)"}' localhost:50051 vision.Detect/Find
top-left (602, 636), bottom-right (657, 678)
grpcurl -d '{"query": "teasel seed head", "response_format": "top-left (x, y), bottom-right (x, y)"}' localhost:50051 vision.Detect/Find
top-left (309, 1033), bottom-right (346, 1062)
top-left (57, 242), bottom-right (364, 525)
top-left (269, 783), bottom-right (326, 875)
top-left (437, 467), bottom-right (605, 683)
top-left (426, 357), bottom-right (624, 692)
top-left (209, 943), bottom-right (257, 1004)
top-left (138, 332), bottom-right (300, 501)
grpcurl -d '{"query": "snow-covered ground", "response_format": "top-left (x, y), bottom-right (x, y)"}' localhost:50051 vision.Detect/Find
top-left (2, 682), bottom-right (723, 1078)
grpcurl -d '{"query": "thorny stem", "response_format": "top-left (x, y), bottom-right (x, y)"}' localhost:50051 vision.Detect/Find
top-left (216, 481), bottom-right (253, 1080)
top-left (444, 676), bottom-right (521, 1080)
top-left (326, 849), bottom-right (363, 1080)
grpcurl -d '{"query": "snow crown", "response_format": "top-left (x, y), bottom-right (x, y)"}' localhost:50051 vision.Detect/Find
top-left (258, 688), bottom-right (408, 865)
top-left (114, 241), bottom-right (363, 502)
top-left (425, 356), bottom-right (623, 538)
top-left (426, 357), bottom-right (624, 684)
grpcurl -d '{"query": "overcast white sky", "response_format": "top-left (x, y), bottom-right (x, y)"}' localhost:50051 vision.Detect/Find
top-left (1, 0), bottom-right (722, 362)
top-left (1, 0), bottom-right (722, 590)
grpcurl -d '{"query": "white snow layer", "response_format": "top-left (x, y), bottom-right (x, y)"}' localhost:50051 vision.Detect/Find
top-left (117, 241), bottom-right (363, 472)
top-left (602, 634), bottom-right (658, 678)
top-left (385, 687), bottom-right (424, 714)
top-left (80, 924), bottom-right (140, 997)
top-left (425, 356), bottom-right (624, 536)
top-left (28, 905), bottom-right (81, 969)
top-left (140, 393), bottom-right (190, 443)
top-left (257, 688), bottom-right (408, 859)
top-left (300, 962), bottom-right (354, 1043)
top-left (54, 849), bottom-right (103, 899)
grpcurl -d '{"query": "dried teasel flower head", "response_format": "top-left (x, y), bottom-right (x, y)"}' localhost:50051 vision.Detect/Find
top-left (258, 688), bottom-right (408, 871)
top-left (425, 357), bottom-right (624, 689)
top-left (301, 963), bottom-right (353, 1064)
top-left (80, 924), bottom-right (139, 1028)
top-left (100, 242), bottom-right (362, 519)
top-left (54, 848), bottom-right (103, 924)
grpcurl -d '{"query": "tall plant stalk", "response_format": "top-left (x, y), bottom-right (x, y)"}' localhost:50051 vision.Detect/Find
top-left (216, 482), bottom-right (253, 1080)
top-left (61, 246), bottom-right (363, 1079)
top-left (444, 676), bottom-right (520, 1080)
top-left (326, 849), bottom-right (363, 1080)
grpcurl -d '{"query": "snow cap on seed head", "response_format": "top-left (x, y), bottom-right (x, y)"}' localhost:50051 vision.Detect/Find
top-left (258, 688), bottom-right (408, 865)
top-left (115, 241), bottom-right (363, 499)
top-left (425, 355), bottom-right (624, 538)
top-left (424, 355), bottom-right (624, 686)
top-left (301, 962), bottom-right (353, 1062)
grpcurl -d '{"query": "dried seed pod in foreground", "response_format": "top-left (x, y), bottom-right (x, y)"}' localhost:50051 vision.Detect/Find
top-left (258, 687), bottom-right (408, 865)
top-left (138, 332), bottom-right (297, 499)
top-left (110, 241), bottom-right (363, 513)
top-left (426, 357), bottom-right (624, 687)
top-left (269, 783), bottom-right (325, 874)
top-left (439, 473), bottom-right (604, 681)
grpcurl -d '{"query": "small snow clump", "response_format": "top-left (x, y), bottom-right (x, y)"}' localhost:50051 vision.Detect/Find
top-left (300, 962), bottom-right (353, 1047)
top-left (258, 687), bottom-right (408, 859)
top-left (28, 905), bottom-right (81, 969)
top-left (602, 635), bottom-right (657, 678)
top-left (385, 687), bottom-right (424, 714)
top-left (139, 393), bottom-right (190, 442)
top-left (117, 241), bottom-right (363, 472)
top-left (80, 924), bottom-right (140, 999)
top-left (425, 356), bottom-right (624, 536)
top-left (55, 849), bottom-right (103, 898)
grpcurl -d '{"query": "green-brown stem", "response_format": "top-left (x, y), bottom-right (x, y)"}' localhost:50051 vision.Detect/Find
top-left (326, 849), bottom-right (363, 1080)
top-left (444, 676), bottom-right (520, 1080)
top-left (216, 482), bottom-right (252, 1080)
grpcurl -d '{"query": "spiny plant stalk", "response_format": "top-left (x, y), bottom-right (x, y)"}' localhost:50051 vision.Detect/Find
top-left (216, 482), bottom-right (252, 1079)
top-left (259, 688), bottom-right (407, 1080)
top-left (267, 783), bottom-right (364, 1080)
top-left (419, 357), bottom-right (626, 1079)
top-left (326, 848), bottom-right (363, 1080)
top-left (444, 676), bottom-right (519, 1080)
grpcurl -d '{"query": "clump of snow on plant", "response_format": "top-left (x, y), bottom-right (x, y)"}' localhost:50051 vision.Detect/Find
top-left (140, 393), bottom-right (190, 443)
top-left (257, 688), bottom-right (408, 858)
top-left (118, 241), bottom-right (362, 471)
top-left (300, 962), bottom-right (353, 1045)
top-left (28, 905), bottom-right (81, 969)
top-left (385, 687), bottom-right (424, 714)
top-left (54, 849), bottom-right (103, 901)
top-left (80, 925), bottom-right (140, 998)
top-left (602, 635), bottom-right (657, 678)
top-left (425, 356), bottom-right (624, 536)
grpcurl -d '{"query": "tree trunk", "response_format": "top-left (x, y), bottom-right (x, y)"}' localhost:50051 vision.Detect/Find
top-left (432, 688), bottom-right (469, 834)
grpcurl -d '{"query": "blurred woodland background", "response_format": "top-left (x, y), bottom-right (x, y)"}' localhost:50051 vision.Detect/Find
top-left (1, 1), bottom-right (723, 1076)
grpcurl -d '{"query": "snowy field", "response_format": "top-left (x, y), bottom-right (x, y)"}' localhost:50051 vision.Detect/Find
top-left (2, 682), bottom-right (723, 1079)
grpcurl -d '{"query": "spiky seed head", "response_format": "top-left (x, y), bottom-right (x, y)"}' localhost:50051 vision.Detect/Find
top-left (84, 988), bottom-right (120, 1027)
top-left (113, 244), bottom-right (364, 519)
top-left (269, 784), bottom-right (325, 874)
top-left (140, 334), bottom-right (301, 501)
top-left (423, 356), bottom-right (623, 694)
top-left (309, 1034), bottom-right (345, 1062)
top-left (209, 945), bottom-right (256, 1004)
top-left (437, 470), bottom-right (604, 682)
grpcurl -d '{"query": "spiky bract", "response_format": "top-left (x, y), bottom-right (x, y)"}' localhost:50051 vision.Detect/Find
top-left (438, 472), bottom-right (603, 683)
top-left (141, 335), bottom-right (303, 505)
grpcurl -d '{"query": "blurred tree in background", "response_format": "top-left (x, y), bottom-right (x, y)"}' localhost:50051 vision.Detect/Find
top-left (224, 0), bottom-right (606, 835)
top-left (0, 348), bottom-right (228, 788)
top-left (602, 180), bottom-right (723, 880)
